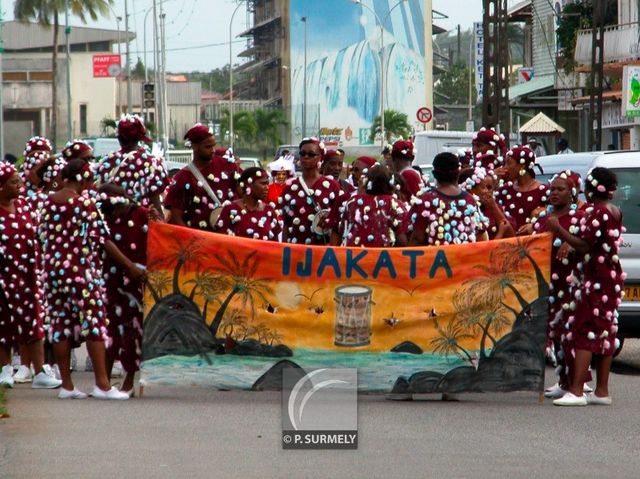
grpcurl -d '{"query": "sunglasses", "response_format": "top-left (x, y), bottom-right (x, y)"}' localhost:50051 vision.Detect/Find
top-left (299, 151), bottom-right (320, 157)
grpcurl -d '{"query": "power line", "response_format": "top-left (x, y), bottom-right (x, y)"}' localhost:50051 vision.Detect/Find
top-left (130, 38), bottom-right (244, 55)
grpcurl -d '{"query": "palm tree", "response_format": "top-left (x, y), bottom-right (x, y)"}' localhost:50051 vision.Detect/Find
top-left (184, 271), bottom-right (225, 302)
top-left (209, 249), bottom-right (274, 339)
top-left (14, 0), bottom-right (113, 147)
top-left (220, 309), bottom-right (246, 338)
top-left (430, 319), bottom-right (475, 361)
top-left (495, 238), bottom-right (549, 298)
top-left (253, 109), bottom-right (288, 160)
top-left (369, 109), bottom-right (412, 143)
top-left (266, 330), bottom-right (283, 346)
top-left (146, 271), bottom-right (171, 303)
top-left (219, 109), bottom-right (257, 147)
top-left (154, 237), bottom-right (205, 295)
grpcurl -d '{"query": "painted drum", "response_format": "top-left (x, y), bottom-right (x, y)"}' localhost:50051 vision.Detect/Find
top-left (334, 285), bottom-right (373, 347)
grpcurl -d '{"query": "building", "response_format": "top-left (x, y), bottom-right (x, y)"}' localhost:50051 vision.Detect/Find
top-left (506, 0), bottom-right (582, 154)
top-left (237, 0), bottom-right (435, 150)
top-left (573, 0), bottom-right (640, 150)
top-left (117, 80), bottom-right (202, 145)
top-left (1, 20), bottom-right (134, 154)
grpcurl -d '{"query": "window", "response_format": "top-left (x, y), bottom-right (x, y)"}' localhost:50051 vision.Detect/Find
top-left (79, 104), bottom-right (87, 135)
top-left (4, 72), bottom-right (28, 81)
top-left (29, 71), bottom-right (53, 81)
top-left (612, 168), bottom-right (640, 234)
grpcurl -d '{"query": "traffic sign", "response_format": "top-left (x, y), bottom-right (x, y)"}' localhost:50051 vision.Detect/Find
top-left (416, 107), bottom-right (432, 124)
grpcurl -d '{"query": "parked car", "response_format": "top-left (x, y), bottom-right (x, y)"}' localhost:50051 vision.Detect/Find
top-left (239, 157), bottom-right (261, 170)
top-left (83, 137), bottom-right (121, 158)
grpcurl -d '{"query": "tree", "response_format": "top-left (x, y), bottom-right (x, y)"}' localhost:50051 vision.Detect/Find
top-left (14, 0), bottom-right (113, 148)
top-left (435, 62), bottom-right (475, 105)
top-left (253, 109), bottom-right (288, 160)
top-left (132, 57), bottom-right (147, 80)
top-left (369, 109), bottom-right (411, 143)
top-left (219, 109), bottom-right (257, 147)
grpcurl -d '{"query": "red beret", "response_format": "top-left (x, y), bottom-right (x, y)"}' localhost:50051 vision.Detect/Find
top-left (322, 149), bottom-right (343, 162)
top-left (184, 123), bottom-right (213, 146)
top-left (391, 139), bottom-right (415, 160)
top-left (506, 145), bottom-right (536, 173)
top-left (355, 156), bottom-right (377, 168)
top-left (24, 136), bottom-right (52, 156)
top-left (62, 140), bottom-right (93, 160)
top-left (117, 114), bottom-right (151, 143)
top-left (471, 152), bottom-right (501, 170)
top-left (0, 162), bottom-right (17, 186)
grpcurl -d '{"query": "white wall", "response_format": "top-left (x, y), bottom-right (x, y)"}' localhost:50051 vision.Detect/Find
top-left (167, 105), bottom-right (200, 143)
top-left (619, 0), bottom-right (639, 24)
top-left (68, 52), bottom-right (117, 138)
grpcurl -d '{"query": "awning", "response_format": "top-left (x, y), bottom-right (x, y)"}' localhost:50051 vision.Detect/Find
top-left (508, 75), bottom-right (555, 102)
top-left (519, 112), bottom-right (565, 134)
top-left (571, 90), bottom-right (623, 105)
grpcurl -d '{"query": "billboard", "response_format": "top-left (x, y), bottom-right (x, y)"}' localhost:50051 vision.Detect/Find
top-left (289, 0), bottom-right (427, 147)
top-left (92, 54), bottom-right (122, 78)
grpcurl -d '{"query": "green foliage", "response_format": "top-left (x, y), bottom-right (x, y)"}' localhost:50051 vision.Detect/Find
top-left (218, 108), bottom-right (288, 159)
top-left (132, 57), bottom-right (147, 80)
top-left (369, 109), bottom-right (412, 143)
top-left (14, 0), bottom-right (113, 26)
top-left (435, 62), bottom-right (476, 105)
top-left (556, 0), bottom-right (619, 73)
top-left (100, 117), bottom-right (117, 137)
top-left (183, 65), bottom-right (250, 94)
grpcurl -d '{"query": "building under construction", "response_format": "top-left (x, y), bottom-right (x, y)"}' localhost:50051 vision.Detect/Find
top-left (236, 0), bottom-right (434, 149)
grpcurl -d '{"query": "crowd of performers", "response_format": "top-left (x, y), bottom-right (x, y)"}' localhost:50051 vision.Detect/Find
top-left (0, 116), bottom-right (625, 406)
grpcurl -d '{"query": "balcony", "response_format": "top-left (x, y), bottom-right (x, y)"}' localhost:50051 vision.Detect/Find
top-left (575, 23), bottom-right (640, 68)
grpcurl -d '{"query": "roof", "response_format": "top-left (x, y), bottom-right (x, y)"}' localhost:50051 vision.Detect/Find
top-left (508, 75), bottom-right (555, 100)
top-left (571, 90), bottom-right (623, 105)
top-left (508, 0), bottom-right (532, 21)
top-left (2, 21), bottom-right (135, 51)
top-left (519, 112), bottom-right (565, 134)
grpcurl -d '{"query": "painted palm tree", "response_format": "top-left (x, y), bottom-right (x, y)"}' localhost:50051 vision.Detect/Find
top-left (253, 109), bottom-right (288, 161)
top-left (430, 319), bottom-right (475, 362)
top-left (150, 236), bottom-right (205, 296)
top-left (495, 237), bottom-right (549, 298)
top-left (369, 109), bottom-right (412, 143)
top-left (266, 330), bottom-right (283, 346)
top-left (209, 249), bottom-right (274, 339)
top-left (146, 271), bottom-right (171, 303)
top-left (220, 309), bottom-right (246, 338)
top-left (14, 0), bottom-right (113, 147)
top-left (184, 271), bottom-right (225, 302)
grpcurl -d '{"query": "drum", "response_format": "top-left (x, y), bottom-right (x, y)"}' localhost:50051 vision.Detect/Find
top-left (209, 207), bottom-right (223, 228)
top-left (311, 209), bottom-right (331, 236)
top-left (334, 285), bottom-right (373, 347)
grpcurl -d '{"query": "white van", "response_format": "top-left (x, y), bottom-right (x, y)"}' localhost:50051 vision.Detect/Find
top-left (83, 137), bottom-right (121, 158)
top-left (412, 130), bottom-right (476, 167)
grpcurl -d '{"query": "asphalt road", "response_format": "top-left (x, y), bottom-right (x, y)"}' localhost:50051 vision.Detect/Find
top-left (1, 340), bottom-right (640, 479)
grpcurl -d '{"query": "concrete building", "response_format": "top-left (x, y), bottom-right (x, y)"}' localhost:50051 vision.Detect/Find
top-left (1, 20), bottom-right (134, 155)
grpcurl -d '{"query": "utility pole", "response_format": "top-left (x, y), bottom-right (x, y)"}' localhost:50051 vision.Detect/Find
top-left (153, 0), bottom-right (162, 145)
top-left (588, 1), bottom-right (606, 151)
top-left (64, 0), bottom-right (72, 140)
top-left (481, 0), bottom-right (510, 143)
top-left (160, 8), bottom-right (168, 149)
top-left (457, 24), bottom-right (461, 63)
top-left (125, 0), bottom-right (132, 114)
top-left (301, 16), bottom-right (307, 139)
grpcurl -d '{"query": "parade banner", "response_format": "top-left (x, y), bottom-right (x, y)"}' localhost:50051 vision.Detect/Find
top-left (141, 223), bottom-right (551, 394)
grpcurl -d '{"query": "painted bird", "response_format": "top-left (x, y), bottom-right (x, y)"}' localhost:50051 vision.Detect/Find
top-left (383, 313), bottom-right (400, 327)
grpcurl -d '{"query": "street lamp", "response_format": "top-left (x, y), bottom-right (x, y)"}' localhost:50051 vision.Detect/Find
top-left (351, 0), bottom-right (407, 149)
top-left (301, 16), bottom-right (307, 139)
top-left (229, 1), bottom-right (245, 150)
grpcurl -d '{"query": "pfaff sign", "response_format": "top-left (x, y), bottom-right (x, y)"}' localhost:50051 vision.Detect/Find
top-left (93, 54), bottom-right (122, 78)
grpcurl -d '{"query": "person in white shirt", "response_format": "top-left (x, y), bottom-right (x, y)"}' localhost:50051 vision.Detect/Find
top-left (557, 138), bottom-right (574, 155)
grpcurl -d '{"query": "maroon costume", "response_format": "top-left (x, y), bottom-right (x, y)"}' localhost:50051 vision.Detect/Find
top-left (103, 205), bottom-right (148, 373)
top-left (39, 191), bottom-right (110, 343)
top-left (279, 176), bottom-right (346, 245)
top-left (164, 154), bottom-right (240, 231)
top-left (336, 194), bottom-right (408, 247)
top-left (533, 206), bottom-right (585, 383)
top-left (399, 168), bottom-right (424, 199)
top-left (567, 204), bottom-right (625, 356)
top-left (409, 189), bottom-right (487, 245)
top-left (0, 196), bottom-right (45, 347)
top-left (216, 201), bottom-right (282, 241)
top-left (496, 182), bottom-right (548, 231)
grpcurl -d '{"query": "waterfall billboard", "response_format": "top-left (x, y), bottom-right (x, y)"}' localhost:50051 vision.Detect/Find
top-left (289, 0), bottom-right (427, 147)
top-left (141, 222), bottom-right (551, 394)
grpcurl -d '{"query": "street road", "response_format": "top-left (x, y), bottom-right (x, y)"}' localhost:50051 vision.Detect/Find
top-left (1, 340), bottom-right (639, 479)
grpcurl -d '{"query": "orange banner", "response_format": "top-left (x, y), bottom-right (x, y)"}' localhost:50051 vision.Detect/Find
top-left (142, 222), bottom-right (551, 394)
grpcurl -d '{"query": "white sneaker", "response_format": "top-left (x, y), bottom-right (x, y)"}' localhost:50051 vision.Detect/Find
top-left (583, 383), bottom-right (594, 393)
top-left (32, 371), bottom-right (62, 389)
top-left (51, 364), bottom-right (62, 381)
top-left (553, 392), bottom-right (587, 406)
top-left (111, 361), bottom-right (123, 378)
top-left (586, 393), bottom-right (612, 406)
top-left (13, 365), bottom-right (33, 383)
top-left (0, 365), bottom-right (14, 388)
top-left (90, 385), bottom-right (129, 400)
top-left (544, 384), bottom-right (567, 399)
top-left (58, 387), bottom-right (88, 399)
